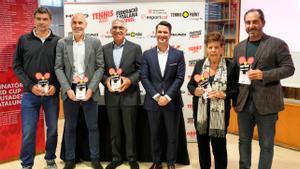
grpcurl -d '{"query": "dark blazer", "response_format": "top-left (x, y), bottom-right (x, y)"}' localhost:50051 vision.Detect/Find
top-left (101, 40), bottom-right (142, 106)
top-left (234, 34), bottom-right (295, 114)
top-left (187, 58), bottom-right (238, 127)
top-left (140, 46), bottom-right (185, 111)
top-left (55, 34), bottom-right (105, 101)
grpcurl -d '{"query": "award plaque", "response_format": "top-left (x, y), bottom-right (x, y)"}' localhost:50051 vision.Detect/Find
top-left (74, 76), bottom-right (88, 100)
top-left (194, 71), bottom-right (211, 99)
top-left (238, 56), bottom-right (254, 85)
top-left (35, 72), bottom-right (50, 94)
top-left (109, 68), bottom-right (123, 92)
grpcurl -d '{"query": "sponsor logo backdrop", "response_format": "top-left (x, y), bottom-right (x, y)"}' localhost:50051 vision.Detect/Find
top-left (64, 1), bottom-right (205, 141)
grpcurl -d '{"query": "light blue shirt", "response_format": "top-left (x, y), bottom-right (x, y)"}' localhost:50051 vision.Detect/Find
top-left (113, 39), bottom-right (126, 68)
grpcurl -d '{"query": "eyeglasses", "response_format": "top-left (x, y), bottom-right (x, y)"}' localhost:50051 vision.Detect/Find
top-left (112, 26), bottom-right (125, 30)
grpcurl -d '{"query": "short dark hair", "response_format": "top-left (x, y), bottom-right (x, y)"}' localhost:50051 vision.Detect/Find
top-left (205, 31), bottom-right (225, 46)
top-left (244, 8), bottom-right (265, 23)
top-left (34, 7), bottom-right (52, 20)
top-left (156, 21), bottom-right (172, 33)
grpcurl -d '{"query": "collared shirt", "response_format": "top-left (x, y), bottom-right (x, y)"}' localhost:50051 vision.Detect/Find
top-left (33, 28), bottom-right (51, 43)
top-left (157, 46), bottom-right (169, 77)
top-left (152, 46), bottom-right (171, 102)
top-left (113, 39), bottom-right (126, 68)
top-left (73, 36), bottom-right (85, 80)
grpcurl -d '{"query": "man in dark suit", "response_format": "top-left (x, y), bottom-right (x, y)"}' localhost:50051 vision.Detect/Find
top-left (233, 9), bottom-right (294, 169)
top-left (55, 13), bottom-right (104, 169)
top-left (102, 19), bottom-right (142, 169)
top-left (140, 21), bottom-right (185, 169)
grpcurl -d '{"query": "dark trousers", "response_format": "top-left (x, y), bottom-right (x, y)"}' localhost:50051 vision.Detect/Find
top-left (196, 132), bottom-right (227, 169)
top-left (238, 98), bottom-right (278, 169)
top-left (63, 98), bottom-right (99, 161)
top-left (106, 106), bottom-right (137, 162)
top-left (147, 108), bottom-right (180, 165)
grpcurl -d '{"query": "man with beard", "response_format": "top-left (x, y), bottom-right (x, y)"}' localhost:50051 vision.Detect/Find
top-left (233, 9), bottom-right (294, 169)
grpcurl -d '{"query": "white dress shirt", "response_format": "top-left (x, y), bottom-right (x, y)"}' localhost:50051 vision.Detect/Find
top-left (72, 36), bottom-right (85, 80)
top-left (153, 46), bottom-right (171, 102)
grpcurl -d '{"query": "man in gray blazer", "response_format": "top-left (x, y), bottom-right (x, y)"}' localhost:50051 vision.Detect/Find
top-left (55, 13), bottom-right (104, 169)
top-left (234, 9), bottom-right (294, 169)
top-left (102, 19), bottom-right (142, 169)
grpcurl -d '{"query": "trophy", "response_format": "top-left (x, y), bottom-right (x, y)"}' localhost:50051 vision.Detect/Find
top-left (74, 75), bottom-right (88, 100)
top-left (194, 71), bottom-right (210, 99)
top-left (35, 72), bottom-right (50, 94)
top-left (238, 56), bottom-right (254, 85)
top-left (109, 68), bottom-right (122, 91)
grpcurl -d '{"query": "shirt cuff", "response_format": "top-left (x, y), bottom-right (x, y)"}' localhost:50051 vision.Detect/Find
top-left (153, 93), bottom-right (161, 101)
top-left (165, 95), bottom-right (172, 101)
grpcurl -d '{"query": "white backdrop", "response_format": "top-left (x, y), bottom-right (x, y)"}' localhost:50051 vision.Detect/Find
top-left (64, 1), bottom-right (206, 141)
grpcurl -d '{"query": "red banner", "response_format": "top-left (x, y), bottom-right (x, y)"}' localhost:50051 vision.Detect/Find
top-left (0, 0), bottom-right (45, 162)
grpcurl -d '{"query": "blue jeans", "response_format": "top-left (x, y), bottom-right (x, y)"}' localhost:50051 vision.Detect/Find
top-left (238, 99), bottom-right (278, 169)
top-left (20, 92), bottom-right (59, 167)
top-left (63, 98), bottom-right (99, 161)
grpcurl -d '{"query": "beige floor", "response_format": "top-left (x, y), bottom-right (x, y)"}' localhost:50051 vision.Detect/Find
top-left (1, 119), bottom-right (300, 169)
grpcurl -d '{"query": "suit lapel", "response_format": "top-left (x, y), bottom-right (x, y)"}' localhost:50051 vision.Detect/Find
top-left (84, 36), bottom-right (91, 70)
top-left (107, 42), bottom-right (117, 69)
top-left (252, 35), bottom-right (268, 68)
top-left (119, 41), bottom-right (129, 68)
top-left (66, 36), bottom-right (74, 65)
top-left (152, 47), bottom-right (163, 79)
top-left (163, 46), bottom-right (173, 78)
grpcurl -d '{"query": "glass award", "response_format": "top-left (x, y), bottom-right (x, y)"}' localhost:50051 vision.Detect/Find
top-left (238, 56), bottom-right (254, 85)
top-left (35, 72), bottom-right (50, 94)
top-left (109, 68), bottom-right (123, 92)
top-left (74, 76), bottom-right (88, 100)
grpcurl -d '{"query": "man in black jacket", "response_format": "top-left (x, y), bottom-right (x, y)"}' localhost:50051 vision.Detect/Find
top-left (13, 7), bottom-right (60, 169)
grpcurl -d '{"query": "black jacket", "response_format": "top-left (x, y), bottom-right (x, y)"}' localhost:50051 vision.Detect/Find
top-left (13, 30), bottom-right (60, 92)
top-left (187, 58), bottom-right (238, 128)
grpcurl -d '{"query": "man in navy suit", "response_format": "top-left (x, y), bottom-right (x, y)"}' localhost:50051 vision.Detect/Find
top-left (140, 21), bottom-right (185, 169)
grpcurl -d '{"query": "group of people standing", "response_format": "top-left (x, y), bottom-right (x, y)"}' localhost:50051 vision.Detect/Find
top-left (13, 6), bottom-right (294, 169)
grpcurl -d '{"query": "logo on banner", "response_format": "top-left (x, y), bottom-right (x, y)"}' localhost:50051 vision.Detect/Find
top-left (65, 13), bottom-right (89, 18)
top-left (188, 59), bottom-right (198, 67)
top-left (141, 9), bottom-right (168, 20)
top-left (171, 33), bottom-right (187, 37)
top-left (86, 33), bottom-right (99, 38)
top-left (171, 11), bottom-right (202, 20)
top-left (92, 10), bottom-right (114, 23)
top-left (116, 7), bottom-right (138, 23)
top-left (189, 30), bottom-right (202, 38)
top-left (188, 45), bottom-right (202, 53)
top-left (126, 32), bottom-right (143, 39)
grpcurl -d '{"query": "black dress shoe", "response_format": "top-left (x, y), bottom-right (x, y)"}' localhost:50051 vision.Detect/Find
top-left (63, 161), bottom-right (76, 169)
top-left (92, 161), bottom-right (103, 169)
top-left (105, 161), bottom-right (123, 169)
top-left (149, 163), bottom-right (162, 169)
top-left (167, 164), bottom-right (175, 169)
top-left (129, 161), bottom-right (139, 169)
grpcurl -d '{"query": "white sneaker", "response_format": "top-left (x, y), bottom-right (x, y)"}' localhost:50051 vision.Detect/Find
top-left (46, 159), bottom-right (57, 169)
